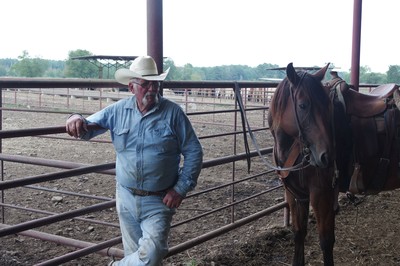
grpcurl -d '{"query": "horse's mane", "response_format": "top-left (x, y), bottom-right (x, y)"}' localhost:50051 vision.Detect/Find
top-left (269, 71), bottom-right (330, 131)
top-left (270, 78), bottom-right (290, 131)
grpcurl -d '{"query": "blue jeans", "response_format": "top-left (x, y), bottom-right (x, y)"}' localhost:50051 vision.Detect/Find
top-left (114, 183), bottom-right (175, 266)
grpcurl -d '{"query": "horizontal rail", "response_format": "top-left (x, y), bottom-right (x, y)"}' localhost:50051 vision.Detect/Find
top-left (0, 77), bottom-right (380, 91)
top-left (202, 147), bottom-right (272, 168)
top-left (0, 78), bottom-right (278, 89)
top-left (35, 236), bottom-right (123, 266)
top-left (0, 162), bottom-right (115, 190)
top-left (0, 147), bottom-right (272, 172)
top-left (0, 78), bottom-right (122, 89)
top-left (0, 153), bottom-right (116, 175)
top-left (0, 224), bottom-right (124, 259)
top-left (173, 184), bottom-right (283, 227)
top-left (166, 201), bottom-right (288, 257)
top-left (0, 200), bottom-right (116, 237)
top-left (0, 202), bottom-right (119, 228)
top-left (0, 123), bottom-right (102, 139)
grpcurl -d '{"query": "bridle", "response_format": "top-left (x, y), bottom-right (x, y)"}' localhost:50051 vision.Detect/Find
top-left (287, 72), bottom-right (313, 168)
top-left (234, 72), bottom-right (314, 173)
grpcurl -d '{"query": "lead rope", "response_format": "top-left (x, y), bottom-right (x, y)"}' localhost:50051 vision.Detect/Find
top-left (330, 87), bottom-right (340, 189)
top-left (234, 83), bottom-right (251, 173)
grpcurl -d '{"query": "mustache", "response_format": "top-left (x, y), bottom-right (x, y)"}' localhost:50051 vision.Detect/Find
top-left (142, 92), bottom-right (159, 105)
top-left (145, 91), bottom-right (157, 97)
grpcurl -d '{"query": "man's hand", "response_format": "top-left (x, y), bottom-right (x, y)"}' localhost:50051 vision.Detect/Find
top-left (163, 189), bottom-right (183, 209)
top-left (66, 114), bottom-right (88, 138)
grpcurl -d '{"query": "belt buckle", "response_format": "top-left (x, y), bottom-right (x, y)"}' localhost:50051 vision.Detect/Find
top-left (140, 190), bottom-right (149, 196)
top-left (131, 188), bottom-right (148, 196)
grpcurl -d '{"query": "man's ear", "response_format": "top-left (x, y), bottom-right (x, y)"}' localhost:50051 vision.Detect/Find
top-left (128, 83), bottom-right (135, 93)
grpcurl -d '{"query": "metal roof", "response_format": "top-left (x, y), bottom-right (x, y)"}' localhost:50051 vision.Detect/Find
top-left (71, 55), bottom-right (138, 61)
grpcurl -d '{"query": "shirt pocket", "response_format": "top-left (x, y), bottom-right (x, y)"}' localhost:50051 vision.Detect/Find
top-left (113, 128), bottom-right (130, 152)
top-left (148, 124), bottom-right (177, 152)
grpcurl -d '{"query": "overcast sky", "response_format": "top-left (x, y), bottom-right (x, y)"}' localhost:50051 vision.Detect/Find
top-left (1, 0), bottom-right (399, 73)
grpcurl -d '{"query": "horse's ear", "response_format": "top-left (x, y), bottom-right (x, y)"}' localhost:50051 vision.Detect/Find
top-left (313, 63), bottom-right (330, 81)
top-left (286, 62), bottom-right (300, 86)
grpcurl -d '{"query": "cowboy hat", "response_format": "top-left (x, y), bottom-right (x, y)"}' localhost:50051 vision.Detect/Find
top-left (115, 56), bottom-right (170, 85)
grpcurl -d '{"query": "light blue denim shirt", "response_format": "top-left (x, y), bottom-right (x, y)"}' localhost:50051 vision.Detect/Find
top-left (81, 96), bottom-right (203, 197)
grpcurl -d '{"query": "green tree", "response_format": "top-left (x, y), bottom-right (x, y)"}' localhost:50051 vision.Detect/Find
top-left (209, 66), bottom-right (224, 80)
top-left (340, 71), bottom-right (351, 83)
top-left (362, 72), bottom-right (386, 84)
top-left (224, 65), bottom-right (247, 80)
top-left (44, 68), bottom-right (64, 78)
top-left (11, 50), bottom-right (48, 77)
top-left (182, 63), bottom-right (194, 80)
top-left (386, 65), bottom-right (400, 84)
top-left (359, 66), bottom-right (387, 84)
top-left (44, 60), bottom-right (65, 77)
top-left (64, 50), bottom-right (99, 78)
top-left (0, 65), bottom-right (7, 76)
top-left (256, 63), bottom-right (283, 80)
top-left (163, 58), bottom-right (181, 80)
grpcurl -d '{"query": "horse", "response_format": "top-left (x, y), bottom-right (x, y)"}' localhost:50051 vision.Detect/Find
top-left (268, 63), bottom-right (336, 266)
top-left (268, 62), bottom-right (400, 265)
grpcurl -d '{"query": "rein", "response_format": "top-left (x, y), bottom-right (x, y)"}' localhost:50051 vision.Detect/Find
top-left (234, 83), bottom-right (251, 173)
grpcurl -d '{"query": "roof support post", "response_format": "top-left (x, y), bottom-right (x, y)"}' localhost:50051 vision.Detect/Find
top-left (147, 0), bottom-right (163, 75)
top-left (351, 0), bottom-right (362, 91)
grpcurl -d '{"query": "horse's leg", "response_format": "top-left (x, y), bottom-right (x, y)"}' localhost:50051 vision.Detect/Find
top-left (310, 188), bottom-right (335, 266)
top-left (286, 190), bottom-right (309, 266)
top-left (333, 184), bottom-right (340, 214)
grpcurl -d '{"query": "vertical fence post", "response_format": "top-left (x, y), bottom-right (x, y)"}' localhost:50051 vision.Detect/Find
top-left (0, 87), bottom-right (4, 223)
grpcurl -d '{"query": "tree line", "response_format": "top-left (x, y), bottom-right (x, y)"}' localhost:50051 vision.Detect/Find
top-left (1, 50), bottom-right (400, 85)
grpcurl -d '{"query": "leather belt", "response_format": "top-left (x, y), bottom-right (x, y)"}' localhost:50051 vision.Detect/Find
top-left (129, 187), bottom-right (166, 197)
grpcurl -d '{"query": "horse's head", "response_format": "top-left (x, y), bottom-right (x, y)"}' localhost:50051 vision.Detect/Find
top-left (269, 63), bottom-right (332, 168)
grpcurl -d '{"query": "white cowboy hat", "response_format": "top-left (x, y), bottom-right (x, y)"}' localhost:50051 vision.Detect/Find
top-left (115, 56), bottom-right (170, 85)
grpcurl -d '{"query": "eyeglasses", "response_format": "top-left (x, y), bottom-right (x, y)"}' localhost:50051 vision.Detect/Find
top-left (131, 80), bottom-right (160, 90)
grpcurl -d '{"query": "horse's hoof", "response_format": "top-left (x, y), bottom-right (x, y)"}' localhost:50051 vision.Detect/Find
top-left (346, 191), bottom-right (363, 206)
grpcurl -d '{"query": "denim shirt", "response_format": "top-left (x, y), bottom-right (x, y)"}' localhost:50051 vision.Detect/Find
top-left (82, 96), bottom-right (203, 197)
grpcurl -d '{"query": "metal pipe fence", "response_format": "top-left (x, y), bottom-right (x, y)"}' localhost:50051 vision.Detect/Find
top-left (0, 78), bottom-right (292, 265)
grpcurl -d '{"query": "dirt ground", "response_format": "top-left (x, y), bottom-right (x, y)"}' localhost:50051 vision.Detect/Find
top-left (1, 93), bottom-right (400, 266)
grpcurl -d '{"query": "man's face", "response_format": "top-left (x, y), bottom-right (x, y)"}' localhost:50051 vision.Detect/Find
top-left (130, 79), bottom-right (160, 107)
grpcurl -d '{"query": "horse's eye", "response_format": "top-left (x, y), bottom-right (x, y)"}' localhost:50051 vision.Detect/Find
top-left (299, 103), bottom-right (307, 110)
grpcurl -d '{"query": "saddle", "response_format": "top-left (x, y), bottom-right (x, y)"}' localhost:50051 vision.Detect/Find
top-left (329, 79), bottom-right (390, 118)
top-left (369, 83), bottom-right (399, 99)
top-left (346, 84), bottom-right (400, 194)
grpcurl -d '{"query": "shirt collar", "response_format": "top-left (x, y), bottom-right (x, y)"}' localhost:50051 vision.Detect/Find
top-left (124, 95), bottom-right (164, 113)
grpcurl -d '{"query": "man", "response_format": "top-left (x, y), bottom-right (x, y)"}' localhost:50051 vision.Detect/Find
top-left (65, 56), bottom-right (203, 266)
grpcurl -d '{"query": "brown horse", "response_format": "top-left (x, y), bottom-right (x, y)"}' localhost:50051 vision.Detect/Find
top-left (268, 62), bottom-right (400, 265)
top-left (268, 63), bottom-right (336, 266)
